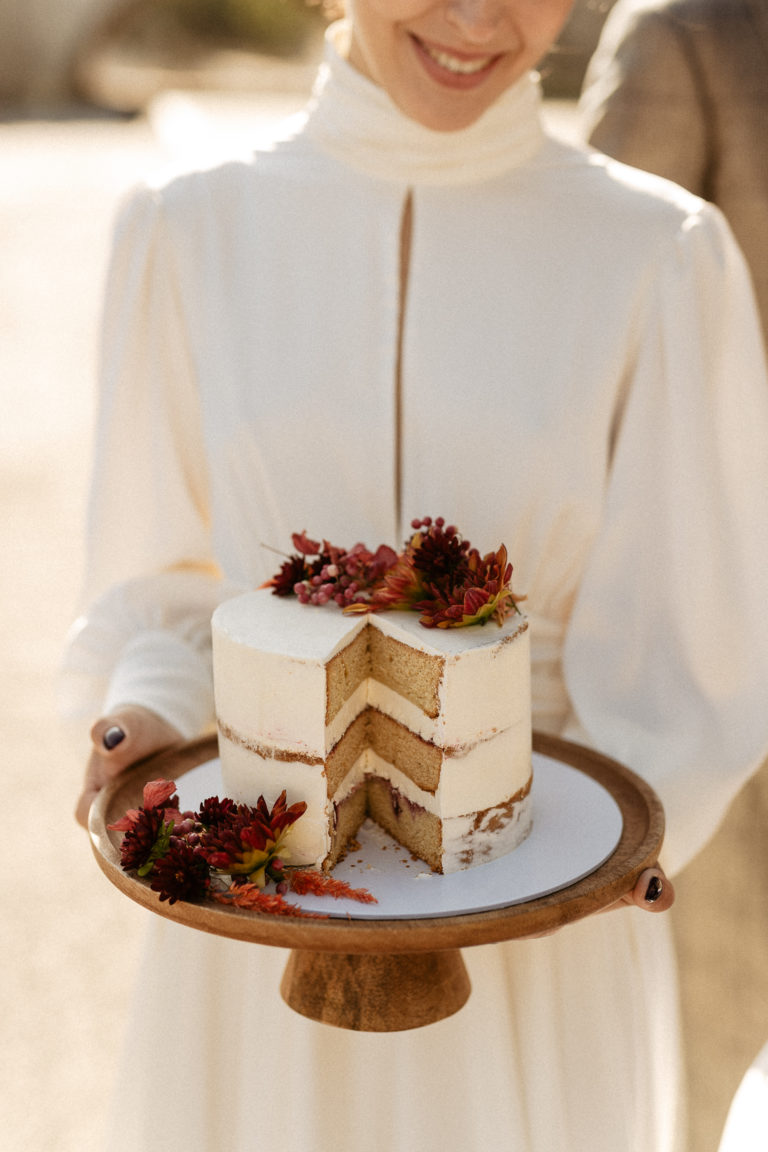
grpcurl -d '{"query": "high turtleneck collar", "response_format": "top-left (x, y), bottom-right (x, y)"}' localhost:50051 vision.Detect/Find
top-left (301, 21), bottom-right (546, 186)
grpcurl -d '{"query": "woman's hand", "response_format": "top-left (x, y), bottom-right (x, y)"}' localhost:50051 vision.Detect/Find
top-left (75, 706), bottom-right (183, 828)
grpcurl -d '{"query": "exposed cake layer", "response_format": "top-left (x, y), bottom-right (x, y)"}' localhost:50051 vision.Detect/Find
top-left (218, 714), bottom-right (532, 872)
top-left (213, 592), bottom-right (530, 755)
top-left (362, 774), bottom-right (533, 873)
top-left (212, 589), bottom-right (532, 874)
top-left (370, 611), bottom-right (529, 746)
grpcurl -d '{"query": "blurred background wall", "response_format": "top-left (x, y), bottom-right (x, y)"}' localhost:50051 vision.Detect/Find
top-left (0, 0), bottom-right (619, 113)
top-left (0, 0), bottom-right (117, 105)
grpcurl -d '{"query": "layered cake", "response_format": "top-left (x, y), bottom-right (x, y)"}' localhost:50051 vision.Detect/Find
top-left (212, 520), bottom-right (533, 874)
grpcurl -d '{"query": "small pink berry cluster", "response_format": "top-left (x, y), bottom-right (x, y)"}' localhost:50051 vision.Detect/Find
top-left (411, 515), bottom-right (454, 533)
top-left (265, 518), bottom-right (520, 628)
top-left (294, 542), bottom-right (383, 608)
top-left (268, 531), bottom-right (398, 608)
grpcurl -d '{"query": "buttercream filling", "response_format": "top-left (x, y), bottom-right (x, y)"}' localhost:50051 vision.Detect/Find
top-left (220, 714), bottom-right (530, 815)
top-left (333, 757), bottom-right (534, 874)
top-left (333, 740), bottom-right (531, 819)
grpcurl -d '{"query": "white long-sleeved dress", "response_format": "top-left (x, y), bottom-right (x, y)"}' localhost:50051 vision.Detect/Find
top-left (65, 23), bottom-right (768, 1152)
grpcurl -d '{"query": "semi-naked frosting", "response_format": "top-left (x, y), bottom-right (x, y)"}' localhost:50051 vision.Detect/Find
top-left (212, 589), bottom-right (532, 874)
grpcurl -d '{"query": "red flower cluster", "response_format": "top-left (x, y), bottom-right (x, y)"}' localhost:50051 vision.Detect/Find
top-left (150, 838), bottom-right (211, 904)
top-left (197, 791), bottom-right (307, 890)
top-left (109, 782), bottom-right (377, 913)
top-left (266, 516), bottom-right (521, 629)
top-left (108, 780), bottom-right (306, 904)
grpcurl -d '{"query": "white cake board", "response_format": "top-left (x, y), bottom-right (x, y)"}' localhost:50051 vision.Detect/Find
top-left (175, 751), bottom-right (623, 920)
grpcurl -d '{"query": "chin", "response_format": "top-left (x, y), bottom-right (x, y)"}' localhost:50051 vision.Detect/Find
top-left (393, 83), bottom-right (506, 133)
top-left (392, 56), bottom-right (525, 132)
top-left (402, 96), bottom-right (504, 133)
top-left (416, 110), bottom-right (491, 131)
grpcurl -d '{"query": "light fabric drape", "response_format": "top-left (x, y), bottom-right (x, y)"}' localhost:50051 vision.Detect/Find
top-left (65, 22), bottom-right (768, 1152)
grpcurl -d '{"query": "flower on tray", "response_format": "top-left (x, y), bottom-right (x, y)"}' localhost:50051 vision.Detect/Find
top-left (213, 883), bottom-right (328, 918)
top-left (150, 837), bottom-right (212, 904)
top-left (109, 779), bottom-right (377, 915)
top-left (107, 778), bottom-right (185, 833)
top-left (197, 790), bottom-right (307, 889)
top-left (288, 870), bottom-right (378, 903)
top-left (263, 516), bottom-right (522, 628)
top-left (118, 805), bottom-right (172, 875)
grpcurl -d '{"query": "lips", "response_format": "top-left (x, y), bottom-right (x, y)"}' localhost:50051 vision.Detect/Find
top-left (410, 34), bottom-right (501, 88)
top-left (422, 43), bottom-right (495, 75)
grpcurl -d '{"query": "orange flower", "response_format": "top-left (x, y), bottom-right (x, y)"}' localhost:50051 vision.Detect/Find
top-left (214, 882), bottom-right (327, 918)
top-left (288, 870), bottom-right (377, 903)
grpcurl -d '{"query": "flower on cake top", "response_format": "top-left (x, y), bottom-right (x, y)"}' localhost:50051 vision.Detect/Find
top-left (263, 516), bottom-right (521, 628)
top-left (268, 531), bottom-right (398, 609)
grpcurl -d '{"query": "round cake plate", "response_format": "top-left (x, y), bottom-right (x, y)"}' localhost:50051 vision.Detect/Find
top-left (172, 751), bottom-right (624, 920)
top-left (89, 732), bottom-right (664, 1033)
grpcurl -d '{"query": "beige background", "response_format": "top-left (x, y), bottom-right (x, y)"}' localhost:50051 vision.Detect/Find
top-left (1, 91), bottom-right (763, 1152)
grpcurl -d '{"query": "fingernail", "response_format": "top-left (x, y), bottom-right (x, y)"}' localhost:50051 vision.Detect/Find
top-left (103, 725), bottom-right (125, 750)
top-left (645, 875), bottom-right (663, 903)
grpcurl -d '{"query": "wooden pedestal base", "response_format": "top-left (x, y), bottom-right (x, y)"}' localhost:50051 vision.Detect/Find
top-left (280, 949), bottom-right (471, 1032)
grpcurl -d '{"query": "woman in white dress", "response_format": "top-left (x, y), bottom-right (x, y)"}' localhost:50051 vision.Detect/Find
top-left (66, 3), bottom-right (768, 1150)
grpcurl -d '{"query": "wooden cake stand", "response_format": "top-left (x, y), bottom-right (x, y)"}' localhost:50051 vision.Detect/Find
top-left (89, 732), bottom-right (664, 1033)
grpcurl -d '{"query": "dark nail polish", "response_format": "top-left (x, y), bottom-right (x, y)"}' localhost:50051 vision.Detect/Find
top-left (103, 725), bottom-right (125, 750)
top-left (645, 875), bottom-right (663, 903)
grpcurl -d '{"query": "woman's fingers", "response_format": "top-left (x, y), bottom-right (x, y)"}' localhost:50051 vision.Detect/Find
top-left (75, 708), bottom-right (183, 828)
top-left (75, 749), bottom-right (116, 828)
top-left (632, 866), bottom-right (675, 912)
top-left (601, 866), bottom-right (675, 915)
top-left (90, 709), bottom-right (177, 769)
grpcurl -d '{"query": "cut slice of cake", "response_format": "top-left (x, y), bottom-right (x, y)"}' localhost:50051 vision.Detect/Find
top-left (212, 592), bottom-right (532, 874)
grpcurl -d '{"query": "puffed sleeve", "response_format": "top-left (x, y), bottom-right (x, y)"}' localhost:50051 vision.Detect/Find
top-left (61, 184), bottom-right (233, 738)
top-left (563, 202), bottom-right (768, 876)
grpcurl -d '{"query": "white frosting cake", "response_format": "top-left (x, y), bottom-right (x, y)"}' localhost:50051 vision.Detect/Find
top-left (212, 590), bottom-right (532, 874)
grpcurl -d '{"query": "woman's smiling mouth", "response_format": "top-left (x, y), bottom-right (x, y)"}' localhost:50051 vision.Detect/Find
top-left (410, 34), bottom-right (501, 86)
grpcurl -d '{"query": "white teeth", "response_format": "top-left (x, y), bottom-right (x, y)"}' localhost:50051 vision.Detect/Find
top-left (424, 44), bottom-right (493, 75)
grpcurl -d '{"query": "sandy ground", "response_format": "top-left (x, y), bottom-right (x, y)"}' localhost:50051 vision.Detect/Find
top-left (1, 89), bottom-right (763, 1152)
top-left (1, 111), bottom-right (166, 1152)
